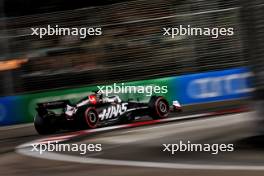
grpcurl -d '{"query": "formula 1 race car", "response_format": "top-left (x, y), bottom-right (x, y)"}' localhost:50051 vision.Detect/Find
top-left (34, 92), bottom-right (182, 135)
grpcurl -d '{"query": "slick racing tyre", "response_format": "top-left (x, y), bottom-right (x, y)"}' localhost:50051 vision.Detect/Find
top-left (84, 108), bottom-right (99, 129)
top-left (148, 96), bottom-right (169, 120)
top-left (34, 114), bottom-right (57, 135)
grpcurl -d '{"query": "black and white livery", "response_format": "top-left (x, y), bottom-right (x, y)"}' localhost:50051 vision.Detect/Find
top-left (34, 92), bottom-right (182, 135)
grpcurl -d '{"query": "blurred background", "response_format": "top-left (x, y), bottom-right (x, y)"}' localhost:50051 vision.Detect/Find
top-left (0, 1), bottom-right (264, 176)
top-left (0, 0), bottom-right (252, 93)
top-left (0, 0), bottom-right (263, 125)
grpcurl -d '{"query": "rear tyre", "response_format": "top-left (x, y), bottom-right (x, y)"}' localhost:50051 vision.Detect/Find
top-left (34, 114), bottom-right (57, 135)
top-left (148, 96), bottom-right (170, 120)
top-left (84, 108), bottom-right (99, 129)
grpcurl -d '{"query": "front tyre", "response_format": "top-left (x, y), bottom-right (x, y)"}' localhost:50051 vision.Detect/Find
top-left (148, 96), bottom-right (170, 120)
top-left (34, 114), bottom-right (57, 135)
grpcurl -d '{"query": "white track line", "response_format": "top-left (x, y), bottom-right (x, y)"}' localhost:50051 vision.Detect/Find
top-left (92, 113), bottom-right (251, 144)
top-left (16, 111), bottom-right (264, 171)
top-left (17, 145), bottom-right (264, 171)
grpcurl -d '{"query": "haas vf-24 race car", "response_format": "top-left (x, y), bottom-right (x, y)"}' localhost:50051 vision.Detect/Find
top-left (34, 92), bottom-right (182, 135)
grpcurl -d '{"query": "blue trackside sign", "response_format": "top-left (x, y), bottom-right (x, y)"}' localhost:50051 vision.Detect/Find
top-left (177, 67), bottom-right (254, 105)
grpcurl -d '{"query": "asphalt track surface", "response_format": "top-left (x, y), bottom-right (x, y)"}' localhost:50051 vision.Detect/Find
top-left (1, 108), bottom-right (264, 176)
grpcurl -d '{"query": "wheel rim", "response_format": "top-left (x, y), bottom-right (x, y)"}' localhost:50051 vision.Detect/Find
top-left (89, 111), bottom-right (97, 123)
top-left (85, 108), bottom-right (98, 128)
top-left (155, 98), bottom-right (169, 118)
top-left (159, 101), bottom-right (167, 113)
